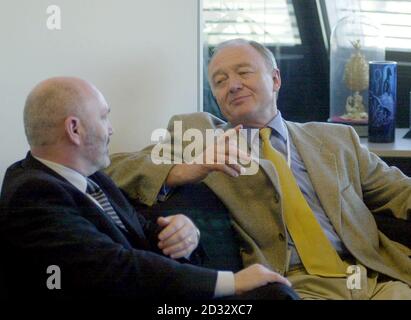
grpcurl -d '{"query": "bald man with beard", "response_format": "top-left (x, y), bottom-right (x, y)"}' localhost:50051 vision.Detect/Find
top-left (0, 77), bottom-right (294, 300)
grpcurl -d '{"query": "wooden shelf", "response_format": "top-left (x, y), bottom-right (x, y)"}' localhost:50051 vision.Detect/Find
top-left (360, 128), bottom-right (411, 158)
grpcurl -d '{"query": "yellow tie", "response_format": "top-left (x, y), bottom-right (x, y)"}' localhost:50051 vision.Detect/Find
top-left (260, 128), bottom-right (348, 277)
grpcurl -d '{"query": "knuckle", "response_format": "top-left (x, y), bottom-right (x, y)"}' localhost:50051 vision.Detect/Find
top-left (255, 264), bottom-right (265, 273)
top-left (174, 244), bottom-right (181, 252)
top-left (176, 233), bottom-right (184, 242)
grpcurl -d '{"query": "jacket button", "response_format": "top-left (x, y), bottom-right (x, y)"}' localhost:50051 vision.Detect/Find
top-left (278, 233), bottom-right (285, 241)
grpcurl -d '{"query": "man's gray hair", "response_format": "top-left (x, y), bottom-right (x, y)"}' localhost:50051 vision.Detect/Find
top-left (210, 38), bottom-right (278, 70)
top-left (24, 82), bottom-right (82, 147)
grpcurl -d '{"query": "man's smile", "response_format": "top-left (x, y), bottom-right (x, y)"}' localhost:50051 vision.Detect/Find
top-left (230, 94), bottom-right (252, 105)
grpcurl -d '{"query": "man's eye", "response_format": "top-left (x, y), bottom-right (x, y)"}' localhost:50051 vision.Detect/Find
top-left (215, 78), bottom-right (226, 85)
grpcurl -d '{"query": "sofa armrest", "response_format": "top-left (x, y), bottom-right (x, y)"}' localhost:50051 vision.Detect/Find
top-left (130, 184), bottom-right (411, 267)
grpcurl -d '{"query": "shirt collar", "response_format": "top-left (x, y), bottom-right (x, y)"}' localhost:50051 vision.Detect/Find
top-left (33, 156), bottom-right (88, 193)
top-left (266, 111), bottom-right (287, 142)
top-left (246, 111), bottom-right (287, 146)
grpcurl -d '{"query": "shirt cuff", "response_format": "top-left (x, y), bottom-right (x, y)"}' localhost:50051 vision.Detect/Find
top-left (157, 183), bottom-right (173, 202)
top-left (214, 271), bottom-right (235, 298)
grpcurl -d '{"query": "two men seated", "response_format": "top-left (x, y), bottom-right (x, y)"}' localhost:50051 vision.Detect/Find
top-left (1, 39), bottom-right (410, 300)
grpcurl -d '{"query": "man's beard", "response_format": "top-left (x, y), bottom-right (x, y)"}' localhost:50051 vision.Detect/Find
top-left (84, 130), bottom-right (110, 171)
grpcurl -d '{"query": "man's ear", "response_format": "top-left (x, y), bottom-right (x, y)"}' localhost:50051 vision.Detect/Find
top-left (64, 116), bottom-right (82, 146)
top-left (272, 69), bottom-right (281, 92)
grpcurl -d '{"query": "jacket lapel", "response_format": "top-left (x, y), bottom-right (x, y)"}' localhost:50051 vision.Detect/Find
top-left (204, 121), bottom-right (342, 230)
top-left (209, 121), bottom-right (284, 196)
top-left (286, 122), bottom-right (343, 233)
top-left (109, 198), bottom-right (145, 238)
top-left (25, 154), bottom-right (139, 246)
top-left (90, 174), bottom-right (147, 243)
top-left (220, 123), bottom-right (282, 193)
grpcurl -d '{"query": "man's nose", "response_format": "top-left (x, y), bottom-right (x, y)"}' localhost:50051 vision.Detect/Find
top-left (228, 76), bottom-right (243, 93)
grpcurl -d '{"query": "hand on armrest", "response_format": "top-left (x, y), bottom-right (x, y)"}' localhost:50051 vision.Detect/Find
top-left (234, 264), bottom-right (292, 295)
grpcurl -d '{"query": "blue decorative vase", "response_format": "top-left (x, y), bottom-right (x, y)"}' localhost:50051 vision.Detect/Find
top-left (368, 61), bottom-right (397, 143)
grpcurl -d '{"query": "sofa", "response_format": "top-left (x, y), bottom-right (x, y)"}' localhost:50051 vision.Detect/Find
top-left (1, 182), bottom-right (409, 300)
top-left (132, 182), bottom-right (411, 298)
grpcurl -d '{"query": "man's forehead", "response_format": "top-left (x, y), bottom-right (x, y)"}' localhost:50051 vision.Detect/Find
top-left (209, 45), bottom-right (261, 72)
top-left (210, 62), bottom-right (254, 77)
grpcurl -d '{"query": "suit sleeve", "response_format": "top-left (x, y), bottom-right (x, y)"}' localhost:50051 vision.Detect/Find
top-left (348, 126), bottom-right (411, 220)
top-left (105, 112), bottom-right (226, 206)
top-left (1, 177), bottom-right (217, 299)
top-left (105, 114), bottom-right (185, 206)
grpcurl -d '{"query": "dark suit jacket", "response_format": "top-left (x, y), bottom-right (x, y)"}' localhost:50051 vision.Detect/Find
top-left (0, 153), bottom-right (217, 300)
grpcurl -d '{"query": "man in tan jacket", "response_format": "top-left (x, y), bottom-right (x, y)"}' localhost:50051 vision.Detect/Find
top-left (106, 39), bottom-right (411, 299)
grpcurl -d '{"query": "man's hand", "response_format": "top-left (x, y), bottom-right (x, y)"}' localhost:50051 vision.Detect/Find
top-left (165, 125), bottom-right (251, 187)
top-left (157, 214), bottom-right (199, 259)
top-left (234, 264), bottom-right (292, 295)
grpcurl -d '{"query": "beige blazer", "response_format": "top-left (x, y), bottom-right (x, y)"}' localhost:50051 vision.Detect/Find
top-left (106, 112), bottom-right (411, 285)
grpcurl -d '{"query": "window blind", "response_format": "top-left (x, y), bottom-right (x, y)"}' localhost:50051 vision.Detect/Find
top-left (204, 0), bottom-right (301, 46)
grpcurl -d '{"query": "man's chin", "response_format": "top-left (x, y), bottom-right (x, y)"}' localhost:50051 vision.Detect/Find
top-left (103, 156), bottom-right (111, 169)
top-left (96, 156), bottom-right (111, 171)
top-left (228, 112), bottom-right (255, 126)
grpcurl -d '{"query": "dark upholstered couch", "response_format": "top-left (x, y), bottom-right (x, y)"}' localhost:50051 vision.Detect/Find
top-left (134, 183), bottom-right (410, 269)
top-left (1, 183), bottom-right (409, 300)
top-left (132, 182), bottom-right (411, 299)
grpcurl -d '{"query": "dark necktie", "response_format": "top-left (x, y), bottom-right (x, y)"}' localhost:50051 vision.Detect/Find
top-left (86, 178), bottom-right (127, 231)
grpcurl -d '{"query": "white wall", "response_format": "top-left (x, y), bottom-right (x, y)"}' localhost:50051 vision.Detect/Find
top-left (0, 0), bottom-right (201, 183)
